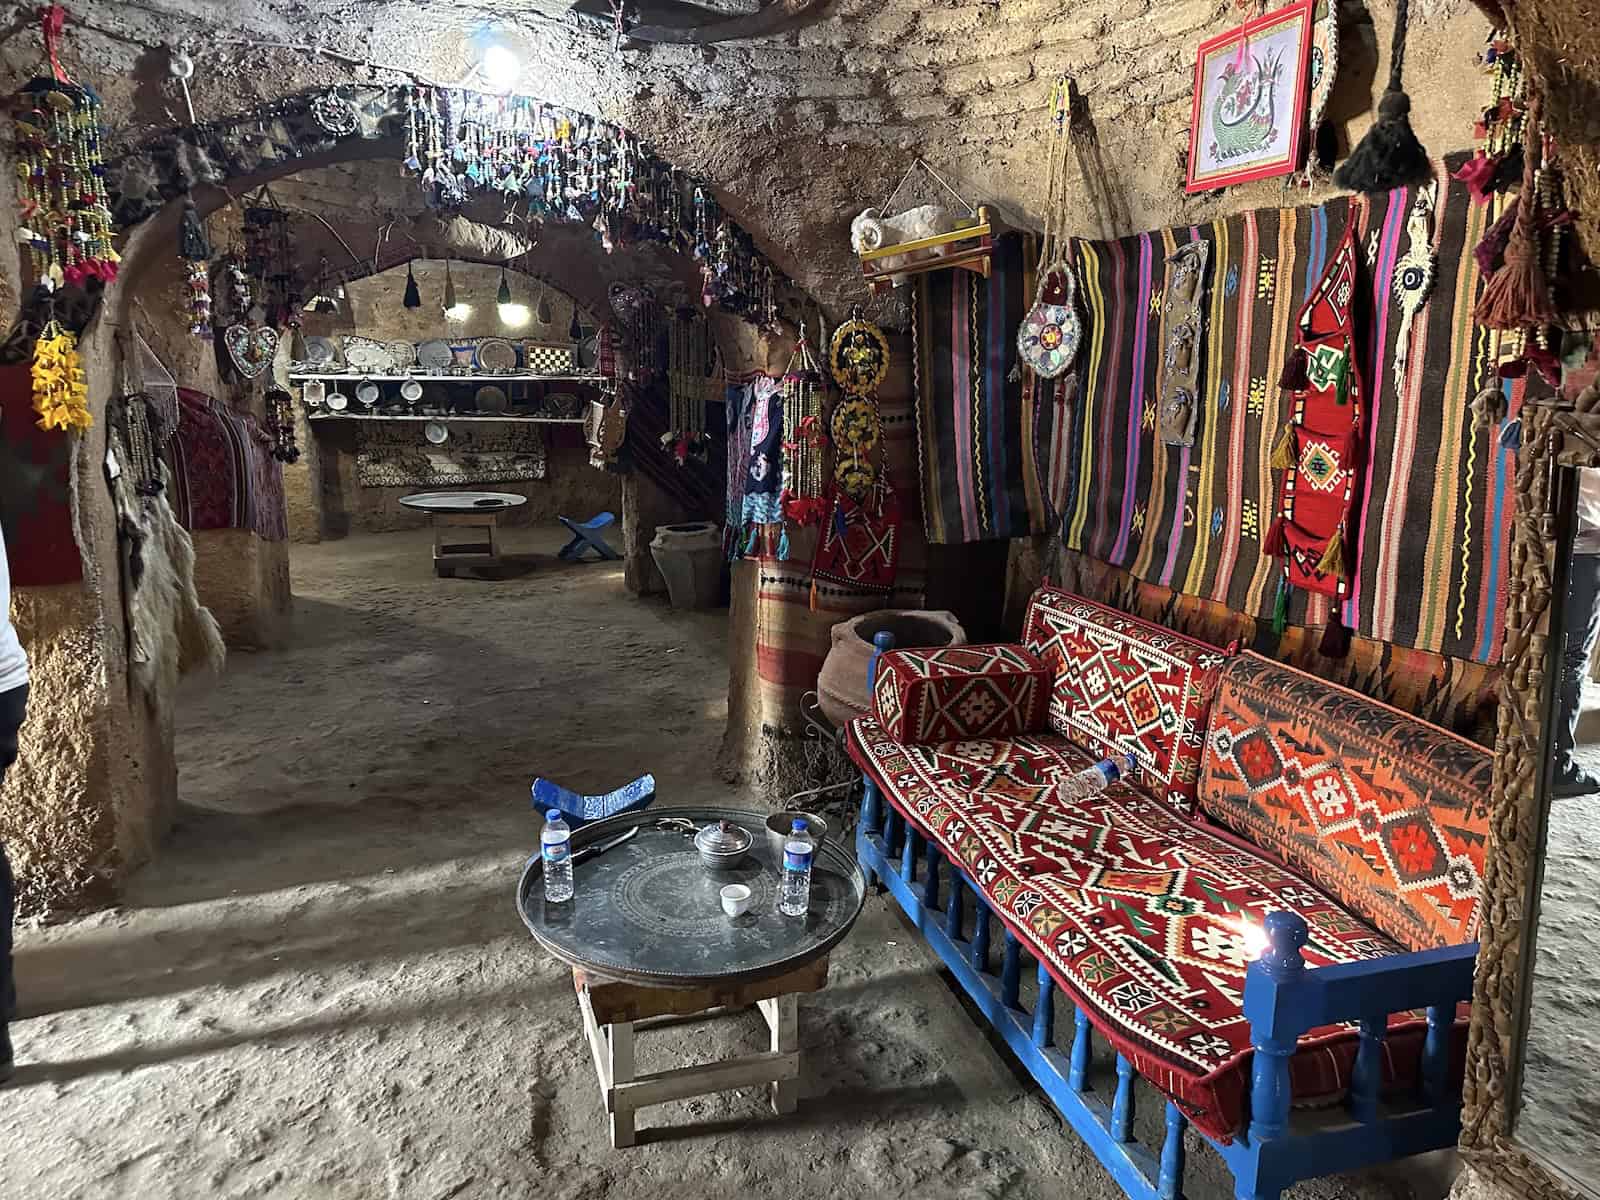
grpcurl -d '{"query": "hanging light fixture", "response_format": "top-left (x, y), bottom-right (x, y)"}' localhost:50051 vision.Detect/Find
top-left (496, 264), bottom-right (530, 329)
top-left (403, 261), bottom-right (421, 308)
top-left (535, 281), bottom-right (553, 325)
top-left (497, 266), bottom-right (512, 306)
top-left (442, 259), bottom-right (457, 312)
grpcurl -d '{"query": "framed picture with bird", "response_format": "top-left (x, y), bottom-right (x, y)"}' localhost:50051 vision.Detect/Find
top-left (1185, 0), bottom-right (1315, 193)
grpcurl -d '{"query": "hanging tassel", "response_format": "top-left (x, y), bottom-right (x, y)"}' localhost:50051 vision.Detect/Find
top-left (1314, 525), bottom-right (1345, 579)
top-left (403, 263), bottom-right (421, 309)
top-left (1488, 141), bottom-right (1525, 193)
top-left (1271, 575), bottom-right (1290, 636)
top-left (1499, 417), bottom-right (1523, 451)
top-left (1269, 423), bottom-right (1296, 471)
top-left (1319, 616), bottom-right (1352, 659)
top-left (1263, 515), bottom-right (1286, 558)
top-left (777, 526), bottom-right (790, 562)
top-left (1476, 97), bottom-right (1554, 330)
top-left (1333, 0), bottom-right (1430, 193)
top-left (1278, 347), bottom-right (1309, 391)
top-left (1008, 361), bottom-right (1023, 383)
top-left (809, 580), bottom-right (819, 612)
top-left (178, 195), bottom-right (211, 261)
top-left (744, 525), bottom-right (759, 554)
top-left (1473, 199), bottom-right (1519, 276)
top-left (1451, 151), bottom-right (1500, 203)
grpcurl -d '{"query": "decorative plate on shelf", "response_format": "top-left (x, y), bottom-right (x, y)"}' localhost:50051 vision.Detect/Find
top-left (303, 336), bottom-right (338, 366)
top-left (476, 337), bottom-right (517, 373)
top-left (425, 421), bottom-right (450, 445)
top-left (475, 385), bottom-right (509, 414)
top-left (388, 340), bottom-right (417, 371)
top-left (343, 336), bottom-right (392, 372)
top-left (417, 340), bottom-right (454, 371)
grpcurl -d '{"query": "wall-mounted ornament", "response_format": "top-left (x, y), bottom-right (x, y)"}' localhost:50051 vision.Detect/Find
top-left (1300, 0), bottom-right (1341, 182)
top-left (1017, 267), bottom-right (1082, 380)
top-left (30, 318), bottom-right (91, 432)
top-left (177, 190), bottom-right (212, 339)
top-left (223, 322), bottom-right (279, 381)
top-left (1186, 0), bottom-right (1315, 193)
top-left (1332, 0), bottom-right (1430, 192)
top-left (1454, 28), bottom-right (1526, 203)
top-left (828, 315), bottom-right (890, 396)
top-left (780, 322), bottom-right (830, 528)
top-left (11, 8), bottom-right (119, 294)
top-left (1391, 181), bottom-right (1437, 398)
top-left (310, 89), bottom-right (359, 137)
top-left (1158, 240), bottom-right (1212, 447)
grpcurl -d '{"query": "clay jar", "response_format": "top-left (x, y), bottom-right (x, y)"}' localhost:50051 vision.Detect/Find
top-left (816, 609), bottom-right (967, 729)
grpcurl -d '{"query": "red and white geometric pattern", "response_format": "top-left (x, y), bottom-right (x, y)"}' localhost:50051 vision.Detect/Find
top-left (1021, 587), bottom-right (1229, 815)
top-left (847, 716), bottom-right (1466, 1142)
top-left (872, 643), bottom-right (1052, 745)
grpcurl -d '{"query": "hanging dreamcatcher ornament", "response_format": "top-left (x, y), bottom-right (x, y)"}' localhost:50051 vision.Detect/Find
top-left (1017, 77), bottom-right (1083, 381)
top-left (31, 318), bottom-right (91, 432)
top-left (11, 7), bottom-right (120, 294)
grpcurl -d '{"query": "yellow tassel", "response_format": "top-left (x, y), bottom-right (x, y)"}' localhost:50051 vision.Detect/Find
top-left (810, 581), bottom-right (818, 612)
top-left (1270, 423), bottom-right (1296, 471)
top-left (1315, 525), bottom-right (1344, 578)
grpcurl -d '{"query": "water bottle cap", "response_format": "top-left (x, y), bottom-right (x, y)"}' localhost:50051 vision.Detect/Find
top-left (546, 809), bottom-right (562, 822)
top-left (791, 818), bottom-right (808, 832)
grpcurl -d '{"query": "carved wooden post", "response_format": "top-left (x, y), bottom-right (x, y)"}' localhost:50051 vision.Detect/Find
top-left (1111, 1054), bottom-right (1136, 1142)
top-left (1032, 961), bottom-right (1055, 1048)
top-left (1069, 1005), bottom-right (1093, 1091)
top-left (1244, 911), bottom-right (1308, 1144)
top-left (1349, 1015), bottom-right (1388, 1123)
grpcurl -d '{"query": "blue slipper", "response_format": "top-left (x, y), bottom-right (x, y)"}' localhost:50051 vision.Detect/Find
top-left (531, 773), bottom-right (656, 825)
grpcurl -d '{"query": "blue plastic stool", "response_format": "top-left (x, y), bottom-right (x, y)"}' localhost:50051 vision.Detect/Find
top-left (558, 511), bottom-right (621, 562)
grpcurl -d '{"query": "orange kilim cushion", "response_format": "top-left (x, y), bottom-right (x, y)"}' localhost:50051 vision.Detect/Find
top-left (872, 644), bottom-right (1052, 745)
top-left (1198, 652), bottom-right (1494, 951)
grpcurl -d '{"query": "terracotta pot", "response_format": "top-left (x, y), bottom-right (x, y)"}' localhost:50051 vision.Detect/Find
top-left (816, 609), bottom-right (967, 729)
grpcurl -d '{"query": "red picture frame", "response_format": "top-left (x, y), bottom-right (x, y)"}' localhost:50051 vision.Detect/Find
top-left (1185, 0), bottom-right (1315, 194)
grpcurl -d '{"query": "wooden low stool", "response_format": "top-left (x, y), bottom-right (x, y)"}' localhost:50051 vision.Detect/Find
top-left (573, 956), bottom-right (828, 1148)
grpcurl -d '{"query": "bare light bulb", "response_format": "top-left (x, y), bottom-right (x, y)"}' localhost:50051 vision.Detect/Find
top-left (482, 44), bottom-right (520, 92)
top-left (498, 303), bottom-right (531, 329)
top-left (445, 303), bottom-right (473, 322)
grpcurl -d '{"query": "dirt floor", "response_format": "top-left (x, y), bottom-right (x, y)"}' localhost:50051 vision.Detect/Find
top-left (3, 528), bottom-right (1456, 1200)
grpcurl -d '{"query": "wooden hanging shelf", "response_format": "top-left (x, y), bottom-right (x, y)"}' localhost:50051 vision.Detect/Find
top-left (858, 205), bottom-right (997, 295)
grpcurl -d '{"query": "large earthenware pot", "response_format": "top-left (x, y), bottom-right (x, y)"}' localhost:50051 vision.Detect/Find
top-left (816, 609), bottom-right (966, 729)
top-left (650, 522), bottom-right (723, 609)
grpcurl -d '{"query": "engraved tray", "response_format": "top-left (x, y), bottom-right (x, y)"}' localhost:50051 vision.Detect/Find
top-left (516, 806), bottom-right (866, 988)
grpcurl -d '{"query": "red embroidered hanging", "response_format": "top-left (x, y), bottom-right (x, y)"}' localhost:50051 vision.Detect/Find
top-left (810, 477), bottom-right (902, 605)
top-left (1265, 209), bottom-right (1365, 646)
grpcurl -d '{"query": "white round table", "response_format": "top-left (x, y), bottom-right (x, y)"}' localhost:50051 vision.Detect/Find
top-left (399, 492), bottom-right (528, 576)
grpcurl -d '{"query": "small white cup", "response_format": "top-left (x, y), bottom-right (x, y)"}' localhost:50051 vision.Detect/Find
top-left (719, 883), bottom-right (753, 919)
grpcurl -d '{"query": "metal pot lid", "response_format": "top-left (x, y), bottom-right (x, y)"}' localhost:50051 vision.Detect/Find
top-left (694, 820), bottom-right (751, 855)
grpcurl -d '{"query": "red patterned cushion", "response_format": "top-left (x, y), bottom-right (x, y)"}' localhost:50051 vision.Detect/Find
top-left (1022, 587), bottom-right (1229, 815)
top-left (1198, 652), bottom-right (1494, 952)
top-left (847, 716), bottom-right (1465, 1142)
top-left (872, 644), bottom-right (1051, 744)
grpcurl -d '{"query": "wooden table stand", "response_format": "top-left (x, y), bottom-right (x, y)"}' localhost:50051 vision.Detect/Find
top-left (431, 511), bottom-right (500, 577)
top-left (573, 956), bottom-right (827, 1148)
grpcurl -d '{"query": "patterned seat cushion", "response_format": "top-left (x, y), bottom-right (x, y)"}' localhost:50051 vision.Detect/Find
top-left (847, 716), bottom-right (1464, 1142)
top-left (1021, 586), bottom-right (1229, 816)
top-left (873, 644), bottom-right (1052, 744)
top-left (1198, 653), bottom-right (1494, 952)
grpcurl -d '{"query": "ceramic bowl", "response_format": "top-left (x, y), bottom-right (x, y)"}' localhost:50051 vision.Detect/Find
top-left (694, 820), bottom-right (752, 871)
top-left (765, 811), bottom-right (828, 858)
top-left (719, 883), bottom-right (753, 919)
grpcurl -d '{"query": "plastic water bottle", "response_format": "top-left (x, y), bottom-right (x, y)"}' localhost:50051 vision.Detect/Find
top-left (779, 819), bottom-right (814, 917)
top-left (542, 809), bottom-right (574, 902)
top-left (1055, 752), bottom-right (1139, 804)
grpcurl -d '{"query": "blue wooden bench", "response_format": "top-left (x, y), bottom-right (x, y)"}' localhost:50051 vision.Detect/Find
top-left (558, 511), bottom-right (621, 562)
top-left (852, 630), bottom-right (1479, 1200)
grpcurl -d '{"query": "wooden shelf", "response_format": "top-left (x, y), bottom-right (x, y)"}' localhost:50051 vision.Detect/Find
top-left (289, 372), bottom-right (605, 384)
top-left (306, 413), bottom-right (585, 424)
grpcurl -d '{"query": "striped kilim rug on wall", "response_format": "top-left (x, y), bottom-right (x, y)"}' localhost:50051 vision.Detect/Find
top-left (1059, 160), bottom-right (1534, 664)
